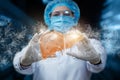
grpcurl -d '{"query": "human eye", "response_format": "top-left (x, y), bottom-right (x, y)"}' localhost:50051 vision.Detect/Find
top-left (64, 10), bottom-right (74, 17)
top-left (51, 12), bottom-right (60, 16)
top-left (63, 10), bottom-right (70, 16)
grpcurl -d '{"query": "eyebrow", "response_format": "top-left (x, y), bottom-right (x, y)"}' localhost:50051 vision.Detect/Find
top-left (53, 9), bottom-right (71, 12)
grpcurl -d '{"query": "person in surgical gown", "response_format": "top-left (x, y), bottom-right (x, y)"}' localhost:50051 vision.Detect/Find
top-left (13, 0), bottom-right (107, 80)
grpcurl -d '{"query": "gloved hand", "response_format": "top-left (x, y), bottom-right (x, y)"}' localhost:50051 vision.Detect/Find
top-left (66, 33), bottom-right (101, 65)
top-left (20, 33), bottom-right (42, 66)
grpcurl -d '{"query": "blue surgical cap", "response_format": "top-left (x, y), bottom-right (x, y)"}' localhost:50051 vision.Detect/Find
top-left (44, 0), bottom-right (80, 26)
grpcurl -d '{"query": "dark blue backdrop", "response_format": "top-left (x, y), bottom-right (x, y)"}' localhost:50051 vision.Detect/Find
top-left (0, 0), bottom-right (120, 80)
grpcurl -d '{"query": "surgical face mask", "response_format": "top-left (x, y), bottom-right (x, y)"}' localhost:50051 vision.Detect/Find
top-left (49, 16), bottom-right (76, 33)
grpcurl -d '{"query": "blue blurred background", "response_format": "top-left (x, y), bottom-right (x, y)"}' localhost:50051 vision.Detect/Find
top-left (0, 0), bottom-right (120, 80)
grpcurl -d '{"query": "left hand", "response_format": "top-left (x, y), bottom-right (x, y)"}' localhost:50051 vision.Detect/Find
top-left (20, 33), bottom-right (42, 66)
top-left (66, 33), bottom-right (101, 64)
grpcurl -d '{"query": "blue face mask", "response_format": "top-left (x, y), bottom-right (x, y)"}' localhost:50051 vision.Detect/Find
top-left (49, 16), bottom-right (76, 33)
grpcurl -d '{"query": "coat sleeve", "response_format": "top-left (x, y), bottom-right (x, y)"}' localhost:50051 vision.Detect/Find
top-left (86, 39), bottom-right (107, 73)
top-left (13, 46), bottom-right (35, 75)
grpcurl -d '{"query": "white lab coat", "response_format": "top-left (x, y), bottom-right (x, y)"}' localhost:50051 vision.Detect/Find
top-left (13, 39), bottom-right (106, 80)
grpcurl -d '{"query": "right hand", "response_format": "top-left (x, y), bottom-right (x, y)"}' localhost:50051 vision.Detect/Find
top-left (66, 33), bottom-right (101, 64)
top-left (20, 33), bottom-right (42, 66)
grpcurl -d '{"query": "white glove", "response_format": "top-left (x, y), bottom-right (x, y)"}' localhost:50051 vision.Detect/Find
top-left (67, 33), bottom-right (101, 65)
top-left (20, 33), bottom-right (42, 66)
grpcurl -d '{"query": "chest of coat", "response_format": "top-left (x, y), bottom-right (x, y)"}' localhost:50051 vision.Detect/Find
top-left (34, 55), bottom-right (87, 80)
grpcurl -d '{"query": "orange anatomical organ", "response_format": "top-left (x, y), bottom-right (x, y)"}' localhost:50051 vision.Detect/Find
top-left (64, 30), bottom-right (85, 48)
top-left (39, 30), bottom-right (85, 59)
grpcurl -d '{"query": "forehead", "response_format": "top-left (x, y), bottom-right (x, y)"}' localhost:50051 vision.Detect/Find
top-left (52, 6), bottom-right (71, 12)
